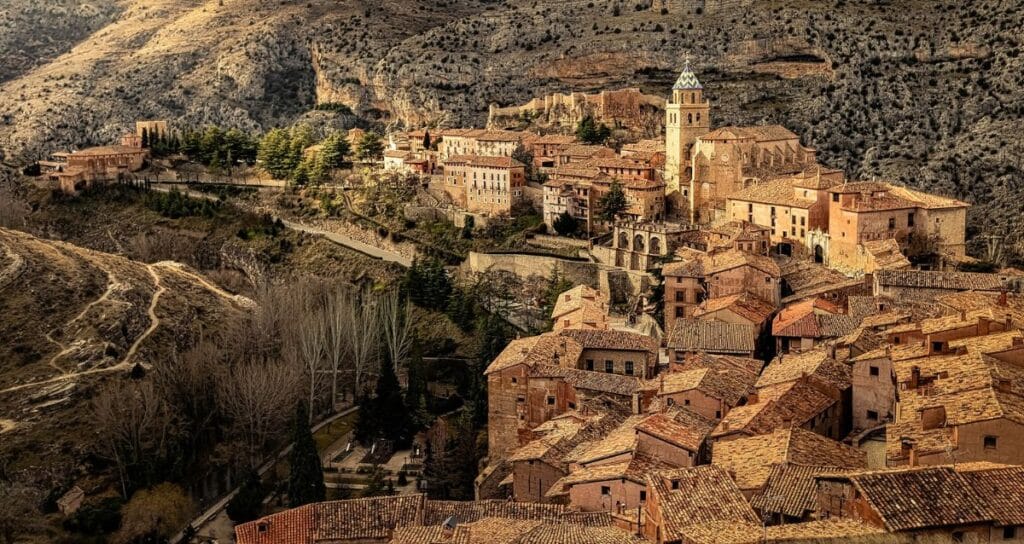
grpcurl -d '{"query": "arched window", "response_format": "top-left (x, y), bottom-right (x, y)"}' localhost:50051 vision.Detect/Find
top-left (650, 237), bottom-right (662, 255)
top-left (618, 231), bottom-right (629, 249)
top-left (633, 235), bottom-right (646, 253)
top-left (696, 113), bottom-right (701, 124)
top-left (690, 92), bottom-right (695, 103)
top-left (687, 113), bottom-right (693, 124)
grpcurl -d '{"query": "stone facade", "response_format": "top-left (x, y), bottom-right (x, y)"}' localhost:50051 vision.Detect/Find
top-left (442, 155), bottom-right (526, 216)
top-left (664, 63), bottom-right (711, 200)
top-left (48, 145), bottom-right (148, 194)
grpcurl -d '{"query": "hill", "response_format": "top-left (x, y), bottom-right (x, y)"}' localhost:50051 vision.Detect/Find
top-left (0, 227), bottom-right (250, 468)
top-left (0, 0), bottom-right (1022, 251)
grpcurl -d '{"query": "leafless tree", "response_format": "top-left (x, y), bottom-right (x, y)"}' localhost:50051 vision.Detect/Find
top-left (153, 342), bottom-right (223, 462)
top-left (346, 289), bottom-right (381, 396)
top-left (291, 306), bottom-right (327, 423)
top-left (0, 188), bottom-right (27, 229)
top-left (323, 288), bottom-right (354, 409)
top-left (127, 230), bottom-right (198, 265)
top-left (217, 359), bottom-right (300, 469)
top-left (92, 381), bottom-right (176, 498)
top-left (380, 289), bottom-right (413, 373)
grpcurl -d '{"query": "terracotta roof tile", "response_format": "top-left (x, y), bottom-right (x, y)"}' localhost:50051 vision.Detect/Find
top-left (876, 269), bottom-right (1012, 292)
top-left (556, 328), bottom-right (658, 356)
top-left (646, 466), bottom-right (760, 542)
top-left (713, 428), bottom-right (866, 491)
top-left (484, 335), bottom-right (583, 375)
top-left (756, 349), bottom-right (851, 390)
top-left (668, 319), bottom-right (757, 354)
top-left (750, 464), bottom-right (850, 518)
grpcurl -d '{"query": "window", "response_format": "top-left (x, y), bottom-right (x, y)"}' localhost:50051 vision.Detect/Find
top-left (985, 435), bottom-right (998, 449)
top-left (605, 360), bottom-right (614, 373)
top-left (800, 216), bottom-right (806, 226)
top-left (586, 359), bottom-right (594, 371)
top-left (517, 395), bottom-right (525, 403)
top-left (953, 532), bottom-right (964, 543)
top-left (715, 410), bottom-right (722, 418)
top-left (547, 396), bottom-right (555, 405)
top-left (675, 307), bottom-right (684, 317)
top-left (640, 490), bottom-right (647, 502)
top-left (683, 399), bottom-right (690, 406)
top-left (867, 410), bottom-right (879, 421)
top-left (1004, 527), bottom-right (1016, 539)
top-left (568, 402), bottom-right (576, 409)
top-left (832, 193), bottom-right (840, 202)
top-left (625, 361), bottom-right (634, 375)
top-left (666, 398), bottom-right (675, 406)
top-left (907, 212), bottom-right (915, 227)
top-left (888, 217), bottom-right (896, 229)
top-left (511, 377), bottom-right (518, 384)
top-left (601, 485), bottom-right (611, 495)
top-left (932, 341), bottom-right (944, 353)
top-left (671, 480), bottom-right (680, 490)
top-left (870, 366), bottom-right (880, 377)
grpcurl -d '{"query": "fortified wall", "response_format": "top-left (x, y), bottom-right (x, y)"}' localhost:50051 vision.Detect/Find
top-left (488, 88), bottom-right (665, 137)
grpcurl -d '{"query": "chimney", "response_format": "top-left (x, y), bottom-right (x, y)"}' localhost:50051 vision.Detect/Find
top-left (910, 366), bottom-right (921, 390)
top-left (960, 309), bottom-right (967, 321)
top-left (659, 374), bottom-right (665, 393)
top-left (999, 289), bottom-right (1008, 307)
top-left (996, 379), bottom-right (1013, 393)
top-left (978, 316), bottom-right (991, 336)
top-left (747, 391), bottom-right (759, 405)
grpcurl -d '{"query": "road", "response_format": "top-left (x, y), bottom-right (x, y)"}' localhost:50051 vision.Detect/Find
top-left (149, 185), bottom-right (412, 268)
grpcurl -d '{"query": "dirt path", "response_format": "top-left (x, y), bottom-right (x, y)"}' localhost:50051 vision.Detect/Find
top-left (122, 264), bottom-right (165, 365)
top-left (0, 361), bottom-right (133, 395)
top-left (0, 419), bottom-right (15, 433)
top-left (154, 261), bottom-right (254, 308)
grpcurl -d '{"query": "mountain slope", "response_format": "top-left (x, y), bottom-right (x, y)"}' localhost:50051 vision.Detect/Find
top-left (1, 0), bottom-right (1022, 251)
top-left (0, 227), bottom-right (248, 467)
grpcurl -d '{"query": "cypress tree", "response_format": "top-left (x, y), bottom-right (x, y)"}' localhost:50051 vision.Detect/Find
top-left (422, 129), bottom-right (431, 150)
top-left (287, 402), bottom-right (326, 507)
top-left (226, 470), bottom-right (264, 522)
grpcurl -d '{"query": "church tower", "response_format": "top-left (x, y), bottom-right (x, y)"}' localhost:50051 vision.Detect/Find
top-left (664, 61), bottom-right (710, 199)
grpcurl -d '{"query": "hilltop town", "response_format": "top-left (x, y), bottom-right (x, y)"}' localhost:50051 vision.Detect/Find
top-left (3, 28), bottom-right (1024, 544)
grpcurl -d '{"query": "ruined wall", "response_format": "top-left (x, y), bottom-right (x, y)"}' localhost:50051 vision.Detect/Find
top-left (488, 88), bottom-right (665, 136)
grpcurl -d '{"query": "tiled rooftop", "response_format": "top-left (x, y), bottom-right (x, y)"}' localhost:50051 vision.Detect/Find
top-left (667, 319), bottom-right (757, 354)
top-left (712, 428), bottom-right (866, 491)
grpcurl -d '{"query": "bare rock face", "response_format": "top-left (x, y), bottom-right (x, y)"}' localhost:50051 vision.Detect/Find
top-left (0, 0), bottom-right (1022, 248)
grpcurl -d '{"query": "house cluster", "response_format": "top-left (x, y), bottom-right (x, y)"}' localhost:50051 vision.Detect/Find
top-left (467, 262), bottom-right (1024, 543)
top-left (237, 272), bottom-right (1024, 544)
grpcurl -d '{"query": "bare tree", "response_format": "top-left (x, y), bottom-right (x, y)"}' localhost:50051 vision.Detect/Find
top-left (92, 381), bottom-right (176, 498)
top-left (346, 289), bottom-right (381, 397)
top-left (323, 288), bottom-right (354, 409)
top-left (291, 306), bottom-right (327, 423)
top-left (0, 188), bottom-right (27, 229)
top-left (380, 289), bottom-right (413, 373)
top-left (153, 342), bottom-right (223, 465)
top-left (217, 360), bottom-right (300, 469)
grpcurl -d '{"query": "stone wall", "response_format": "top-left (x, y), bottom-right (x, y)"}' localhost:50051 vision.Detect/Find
top-left (488, 88), bottom-right (665, 137)
top-left (466, 251), bottom-right (602, 288)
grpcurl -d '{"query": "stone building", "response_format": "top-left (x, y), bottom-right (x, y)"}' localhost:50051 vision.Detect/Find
top-left (652, 365), bottom-right (757, 422)
top-left (47, 145), bottom-right (148, 194)
top-left (664, 62), bottom-right (711, 203)
top-left (642, 466), bottom-right (761, 544)
top-left (606, 221), bottom-right (698, 272)
top-left (823, 182), bottom-right (970, 275)
top-left (689, 125), bottom-right (817, 223)
top-left (442, 155), bottom-right (526, 216)
top-left (550, 285), bottom-right (610, 332)
top-left (725, 166), bottom-right (844, 253)
top-left (436, 129), bottom-right (528, 160)
top-left (662, 248), bottom-right (781, 335)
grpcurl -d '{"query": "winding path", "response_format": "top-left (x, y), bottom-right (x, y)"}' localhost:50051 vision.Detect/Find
top-left (122, 264), bottom-right (165, 365)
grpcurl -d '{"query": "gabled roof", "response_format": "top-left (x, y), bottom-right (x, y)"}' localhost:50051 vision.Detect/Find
top-left (712, 380), bottom-right (838, 439)
top-left (635, 406), bottom-right (715, 452)
top-left (654, 367), bottom-right (757, 408)
top-left (756, 348), bottom-right (852, 391)
top-left (712, 428), bottom-right (866, 491)
top-left (667, 319), bottom-right (757, 354)
top-left (694, 292), bottom-right (776, 326)
top-left (676, 352), bottom-right (765, 378)
top-left (819, 467), bottom-right (991, 532)
top-left (959, 466), bottom-right (1024, 526)
top-left (556, 328), bottom-right (657, 356)
top-left (236, 495), bottom-right (428, 544)
top-left (750, 464), bottom-right (850, 518)
top-left (647, 466), bottom-right (760, 542)
top-left (876, 269), bottom-right (1012, 291)
top-left (484, 335), bottom-right (582, 375)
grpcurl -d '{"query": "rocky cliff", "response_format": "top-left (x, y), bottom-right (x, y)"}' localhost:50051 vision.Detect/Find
top-left (1, 0), bottom-right (1022, 252)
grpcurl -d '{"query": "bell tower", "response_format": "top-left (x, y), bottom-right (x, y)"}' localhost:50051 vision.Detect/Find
top-left (665, 60), bottom-right (710, 198)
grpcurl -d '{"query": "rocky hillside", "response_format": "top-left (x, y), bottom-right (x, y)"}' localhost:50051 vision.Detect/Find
top-left (0, 226), bottom-right (250, 474)
top-left (1, 0), bottom-right (1022, 251)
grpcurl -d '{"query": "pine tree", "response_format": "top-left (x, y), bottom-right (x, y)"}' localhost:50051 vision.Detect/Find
top-left (319, 131), bottom-right (351, 169)
top-left (422, 130), bottom-right (432, 150)
top-left (576, 115), bottom-right (611, 145)
top-left (553, 211), bottom-right (579, 236)
top-left (357, 132), bottom-right (385, 161)
top-left (226, 470), bottom-right (264, 522)
top-left (257, 128), bottom-right (293, 179)
top-left (598, 180), bottom-right (627, 221)
top-left (287, 402), bottom-right (326, 508)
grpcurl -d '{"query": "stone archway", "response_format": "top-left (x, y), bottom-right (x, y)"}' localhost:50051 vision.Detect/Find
top-left (814, 245), bottom-right (825, 264)
top-left (650, 236), bottom-right (662, 255)
top-left (633, 234), bottom-right (645, 254)
top-left (618, 231), bottom-right (629, 249)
